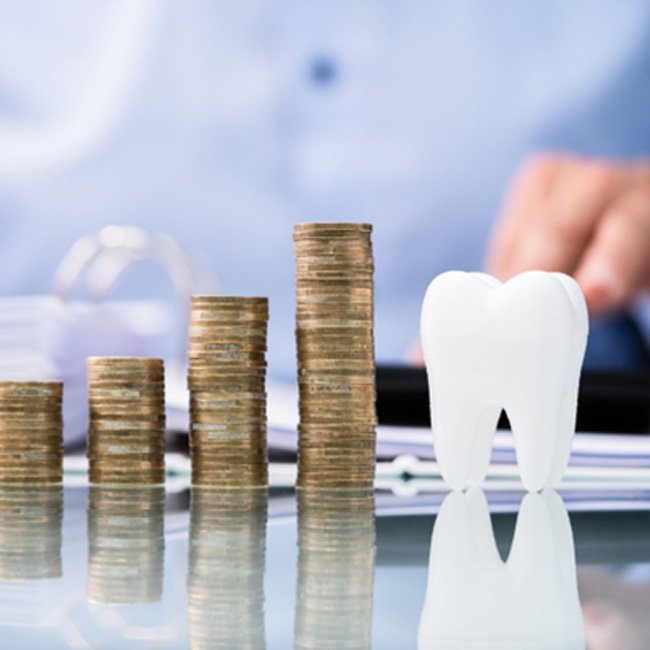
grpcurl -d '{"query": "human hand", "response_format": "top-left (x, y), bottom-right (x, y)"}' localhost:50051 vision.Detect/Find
top-left (485, 154), bottom-right (650, 313)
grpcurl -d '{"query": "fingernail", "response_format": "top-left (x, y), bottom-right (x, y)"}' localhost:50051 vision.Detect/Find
top-left (577, 263), bottom-right (623, 311)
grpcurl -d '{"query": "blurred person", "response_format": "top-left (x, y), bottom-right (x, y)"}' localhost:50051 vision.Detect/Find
top-left (1, 1), bottom-right (650, 378)
top-left (578, 565), bottom-right (650, 650)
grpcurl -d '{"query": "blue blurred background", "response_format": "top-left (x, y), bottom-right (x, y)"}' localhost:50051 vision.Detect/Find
top-left (1, 1), bottom-right (650, 378)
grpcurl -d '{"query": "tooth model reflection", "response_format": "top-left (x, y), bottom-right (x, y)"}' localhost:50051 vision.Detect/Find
top-left (86, 486), bottom-right (165, 605)
top-left (0, 485), bottom-right (63, 626)
top-left (418, 489), bottom-right (584, 649)
top-left (421, 271), bottom-right (588, 491)
top-left (187, 487), bottom-right (268, 650)
top-left (294, 489), bottom-right (375, 650)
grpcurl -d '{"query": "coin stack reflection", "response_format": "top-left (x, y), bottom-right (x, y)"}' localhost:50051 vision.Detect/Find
top-left (294, 490), bottom-right (376, 650)
top-left (188, 296), bottom-right (269, 487)
top-left (187, 488), bottom-right (268, 650)
top-left (0, 485), bottom-right (63, 579)
top-left (0, 381), bottom-right (63, 484)
top-left (87, 486), bottom-right (165, 605)
top-left (294, 223), bottom-right (377, 488)
top-left (87, 357), bottom-right (165, 485)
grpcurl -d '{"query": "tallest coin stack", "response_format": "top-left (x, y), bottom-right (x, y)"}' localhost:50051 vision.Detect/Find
top-left (294, 223), bottom-right (377, 488)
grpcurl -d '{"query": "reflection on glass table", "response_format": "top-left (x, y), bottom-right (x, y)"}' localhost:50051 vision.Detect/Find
top-left (0, 481), bottom-right (647, 649)
top-left (418, 489), bottom-right (584, 649)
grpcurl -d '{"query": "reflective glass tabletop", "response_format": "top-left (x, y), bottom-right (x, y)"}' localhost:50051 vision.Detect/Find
top-left (0, 479), bottom-right (648, 649)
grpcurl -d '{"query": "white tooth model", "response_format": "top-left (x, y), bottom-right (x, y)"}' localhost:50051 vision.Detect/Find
top-left (418, 489), bottom-right (585, 650)
top-left (420, 271), bottom-right (588, 491)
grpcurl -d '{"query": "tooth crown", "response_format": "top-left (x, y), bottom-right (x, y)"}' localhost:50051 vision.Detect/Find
top-left (421, 271), bottom-right (588, 491)
top-left (418, 489), bottom-right (585, 650)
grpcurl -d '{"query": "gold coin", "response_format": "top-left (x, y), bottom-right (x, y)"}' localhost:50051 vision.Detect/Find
top-left (89, 421), bottom-right (165, 433)
top-left (189, 426), bottom-right (265, 437)
top-left (188, 353), bottom-right (267, 365)
top-left (89, 457), bottom-right (164, 470)
top-left (89, 398), bottom-right (164, 408)
top-left (296, 309), bottom-right (372, 320)
top-left (191, 295), bottom-right (268, 305)
top-left (88, 356), bottom-right (163, 366)
top-left (190, 406), bottom-right (265, 417)
top-left (299, 393), bottom-right (375, 408)
top-left (295, 288), bottom-right (373, 299)
top-left (188, 375), bottom-right (266, 385)
top-left (190, 464), bottom-right (267, 475)
top-left (87, 371), bottom-right (164, 382)
top-left (88, 447), bottom-right (164, 459)
top-left (87, 364), bottom-right (164, 374)
top-left (88, 474), bottom-right (164, 485)
top-left (87, 427), bottom-right (164, 439)
top-left (189, 412), bottom-right (265, 423)
top-left (293, 223), bottom-right (372, 241)
top-left (188, 340), bottom-right (267, 352)
top-left (190, 316), bottom-right (268, 328)
top-left (295, 259), bottom-right (372, 270)
top-left (299, 421), bottom-right (377, 431)
top-left (293, 240), bottom-right (372, 251)
top-left (294, 221), bottom-right (371, 230)
top-left (297, 450), bottom-right (376, 462)
top-left (296, 328), bottom-right (373, 338)
top-left (296, 312), bottom-right (373, 324)
top-left (190, 451), bottom-right (267, 463)
top-left (299, 422), bottom-right (375, 438)
top-left (188, 383), bottom-right (266, 395)
top-left (190, 392), bottom-right (265, 403)
top-left (0, 433), bottom-right (59, 450)
top-left (89, 414), bottom-right (165, 426)
top-left (0, 381), bottom-right (63, 396)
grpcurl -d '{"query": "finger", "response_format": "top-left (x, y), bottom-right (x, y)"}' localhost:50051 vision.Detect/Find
top-left (574, 186), bottom-right (650, 313)
top-left (405, 339), bottom-right (424, 365)
top-left (486, 155), bottom-right (624, 279)
top-left (486, 153), bottom-right (565, 277)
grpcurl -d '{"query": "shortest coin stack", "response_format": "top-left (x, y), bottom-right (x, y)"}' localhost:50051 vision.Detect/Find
top-left (188, 296), bottom-right (269, 488)
top-left (0, 381), bottom-right (63, 484)
top-left (87, 357), bottom-right (165, 485)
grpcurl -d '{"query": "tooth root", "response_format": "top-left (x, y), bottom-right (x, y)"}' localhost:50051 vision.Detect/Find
top-left (466, 406), bottom-right (502, 486)
top-left (506, 368), bottom-right (579, 492)
top-left (431, 389), bottom-right (498, 490)
top-left (506, 401), bottom-right (560, 492)
top-left (548, 387), bottom-right (580, 486)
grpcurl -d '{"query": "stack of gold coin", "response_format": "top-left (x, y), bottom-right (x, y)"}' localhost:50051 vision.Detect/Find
top-left (294, 489), bottom-right (376, 650)
top-left (87, 486), bottom-right (165, 605)
top-left (187, 487), bottom-right (267, 649)
top-left (294, 223), bottom-right (377, 488)
top-left (0, 381), bottom-right (63, 484)
top-left (0, 485), bottom-right (63, 579)
top-left (87, 357), bottom-right (165, 485)
top-left (188, 296), bottom-right (269, 487)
